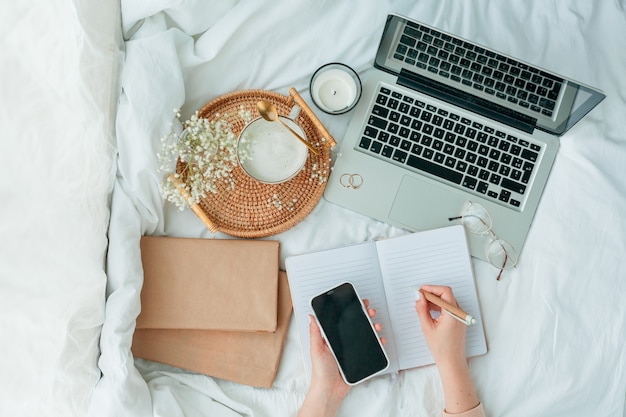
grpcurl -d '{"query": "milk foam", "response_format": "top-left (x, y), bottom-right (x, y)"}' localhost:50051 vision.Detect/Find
top-left (239, 117), bottom-right (308, 183)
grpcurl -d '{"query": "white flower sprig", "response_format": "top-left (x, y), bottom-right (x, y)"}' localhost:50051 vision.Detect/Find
top-left (158, 107), bottom-right (252, 210)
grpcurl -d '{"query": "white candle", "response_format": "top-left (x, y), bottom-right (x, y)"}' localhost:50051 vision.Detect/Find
top-left (311, 64), bottom-right (361, 114)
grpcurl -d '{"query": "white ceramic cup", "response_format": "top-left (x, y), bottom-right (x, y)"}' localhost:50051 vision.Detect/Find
top-left (237, 116), bottom-right (308, 184)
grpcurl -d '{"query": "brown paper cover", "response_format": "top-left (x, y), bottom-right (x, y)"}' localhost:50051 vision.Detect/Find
top-left (132, 271), bottom-right (292, 388)
top-left (137, 236), bottom-right (279, 332)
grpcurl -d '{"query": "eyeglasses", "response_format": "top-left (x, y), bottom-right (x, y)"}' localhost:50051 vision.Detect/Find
top-left (448, 202), bottom-right (518, 280)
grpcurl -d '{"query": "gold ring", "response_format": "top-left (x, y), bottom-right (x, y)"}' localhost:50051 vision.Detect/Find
top-left (339, 173), bottom-right (363, 189)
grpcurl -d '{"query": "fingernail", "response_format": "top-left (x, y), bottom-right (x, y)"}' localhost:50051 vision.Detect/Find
top-left (414, 289), bottom-right (421, 301)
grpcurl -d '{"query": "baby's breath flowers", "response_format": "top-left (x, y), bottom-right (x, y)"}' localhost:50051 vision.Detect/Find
top-left (158, 107), bottom-right (252, 209)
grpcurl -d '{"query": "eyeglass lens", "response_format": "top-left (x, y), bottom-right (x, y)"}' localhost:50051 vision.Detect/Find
top-left (487, 239), bottom-right (518, 270)
top-left (461, 203), bottom-right (492, 235)
top-left (453, 202), bottom-right (519, 277)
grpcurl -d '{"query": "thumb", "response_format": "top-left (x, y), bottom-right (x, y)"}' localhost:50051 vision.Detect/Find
top-left (308, 315), bottom-right (325, 353)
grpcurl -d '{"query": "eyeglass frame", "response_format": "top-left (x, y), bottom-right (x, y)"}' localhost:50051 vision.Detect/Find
top-left (448, 201), bottom-right (518, 280)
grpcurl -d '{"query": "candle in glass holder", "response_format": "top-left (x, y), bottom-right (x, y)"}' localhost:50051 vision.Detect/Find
top-left (310, 63), bottom-right (362, 114)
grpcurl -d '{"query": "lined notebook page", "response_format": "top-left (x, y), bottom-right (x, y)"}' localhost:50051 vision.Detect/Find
top-left (375, 225), bottom-right (487, 370)
top-left (285, 241), bottom-right (400, 378)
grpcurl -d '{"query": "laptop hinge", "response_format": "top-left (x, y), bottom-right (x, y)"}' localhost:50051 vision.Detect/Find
top-left (398, 69), bottom-right (537, 134)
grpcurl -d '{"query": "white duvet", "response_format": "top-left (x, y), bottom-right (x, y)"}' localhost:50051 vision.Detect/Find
top-left (2, 1), bottom-right (625, 417)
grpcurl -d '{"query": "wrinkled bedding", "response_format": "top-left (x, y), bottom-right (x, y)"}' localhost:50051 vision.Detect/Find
top-left (3, 1), bottom-right (625, 417)
top-left (1, 1), bottom-right (120, 416)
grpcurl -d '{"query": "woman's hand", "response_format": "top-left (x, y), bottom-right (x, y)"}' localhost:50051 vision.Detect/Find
top-left (414, 285), bottom-right (467, 367)
top-left (415, 285), bottom-right (480, 414)
top-left (306, 314), bottom-right (350, 403)
top-left (298, 299), bottom-right (383, 417)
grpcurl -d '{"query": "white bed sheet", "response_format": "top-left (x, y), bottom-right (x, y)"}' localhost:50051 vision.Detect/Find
top-left (90, 1), bottom-right (626, 416)
top-left (1, 1), bottom-right (121, 417)
top-left (95, 1), bottom-right (626, 416)
top-left (5, 1), bottom-right (624, 417)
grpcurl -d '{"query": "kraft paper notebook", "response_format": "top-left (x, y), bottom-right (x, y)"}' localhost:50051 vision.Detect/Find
top-left (285, 225), bottom-right (487, 378)
top-left (132, 271), bottom-right (292, 388)
top-left (137, 236), bottom-right (279, 332)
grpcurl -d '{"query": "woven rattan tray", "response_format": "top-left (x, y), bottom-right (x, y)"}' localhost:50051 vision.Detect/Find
top-left (176, 88), bottom-right (336, 238)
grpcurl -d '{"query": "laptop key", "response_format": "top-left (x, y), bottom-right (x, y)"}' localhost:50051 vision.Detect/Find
top-left (445, 156), bottom-right (456, 168)
top-left (521, 149), bottom-right (538, 162)
top-left (462, 176), bottom-right (477, 190)
top-left (407, 155), bottom-right (463, 184)
top-left (393, 149), bottom-right (408, 163)
top-left (400, 35), bottom-right (416, 48)
top-left (369, 116), bottom-right (387, 129)
top-left (444, 132), bottom-right (456, 143)
top-left (371, 105), bottom-right (389, 118)
top-left (548, 88), bottom-right (560, 100)
top-left (499, 189), bottom-right (511, 203)
top-left (364, 126), bottom-right (378, 138)
top-left (370, 141), bottom-right (383, 154)
top-left (382, 145), bottom-right (394, 158)
top-left (501, 178), bottom-right (527, 194)
top-left (489, 173), bottom-right (502, 185)
top-left (522, 165), bottom-right (533, 183)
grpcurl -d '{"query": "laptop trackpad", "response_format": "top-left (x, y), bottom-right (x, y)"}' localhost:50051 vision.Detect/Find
top-left (389, 175), bottom-right (467, 231)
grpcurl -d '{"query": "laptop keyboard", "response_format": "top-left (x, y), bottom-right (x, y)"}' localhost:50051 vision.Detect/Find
top-left (357, 86), bottom-right (544, 208)
top-left (394, 21), bottom-right (563, 118)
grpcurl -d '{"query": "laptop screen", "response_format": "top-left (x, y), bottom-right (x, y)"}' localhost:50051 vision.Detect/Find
top-left (373, 14), bottom-right (605, 136)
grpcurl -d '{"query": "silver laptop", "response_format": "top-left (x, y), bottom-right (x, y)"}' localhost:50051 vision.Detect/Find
top-left (324, 14), bottom-right (605, 263)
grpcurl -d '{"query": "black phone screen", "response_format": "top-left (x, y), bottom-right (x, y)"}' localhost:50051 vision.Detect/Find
top-left (311, 282), bottom-right (389, 384)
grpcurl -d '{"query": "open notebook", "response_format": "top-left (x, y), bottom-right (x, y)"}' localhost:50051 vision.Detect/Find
top-left (285, 225), bottom-right (487, 378)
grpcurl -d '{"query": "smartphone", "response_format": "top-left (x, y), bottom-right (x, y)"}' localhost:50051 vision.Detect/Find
top-left (310, 282), bottom-right (389, 385)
